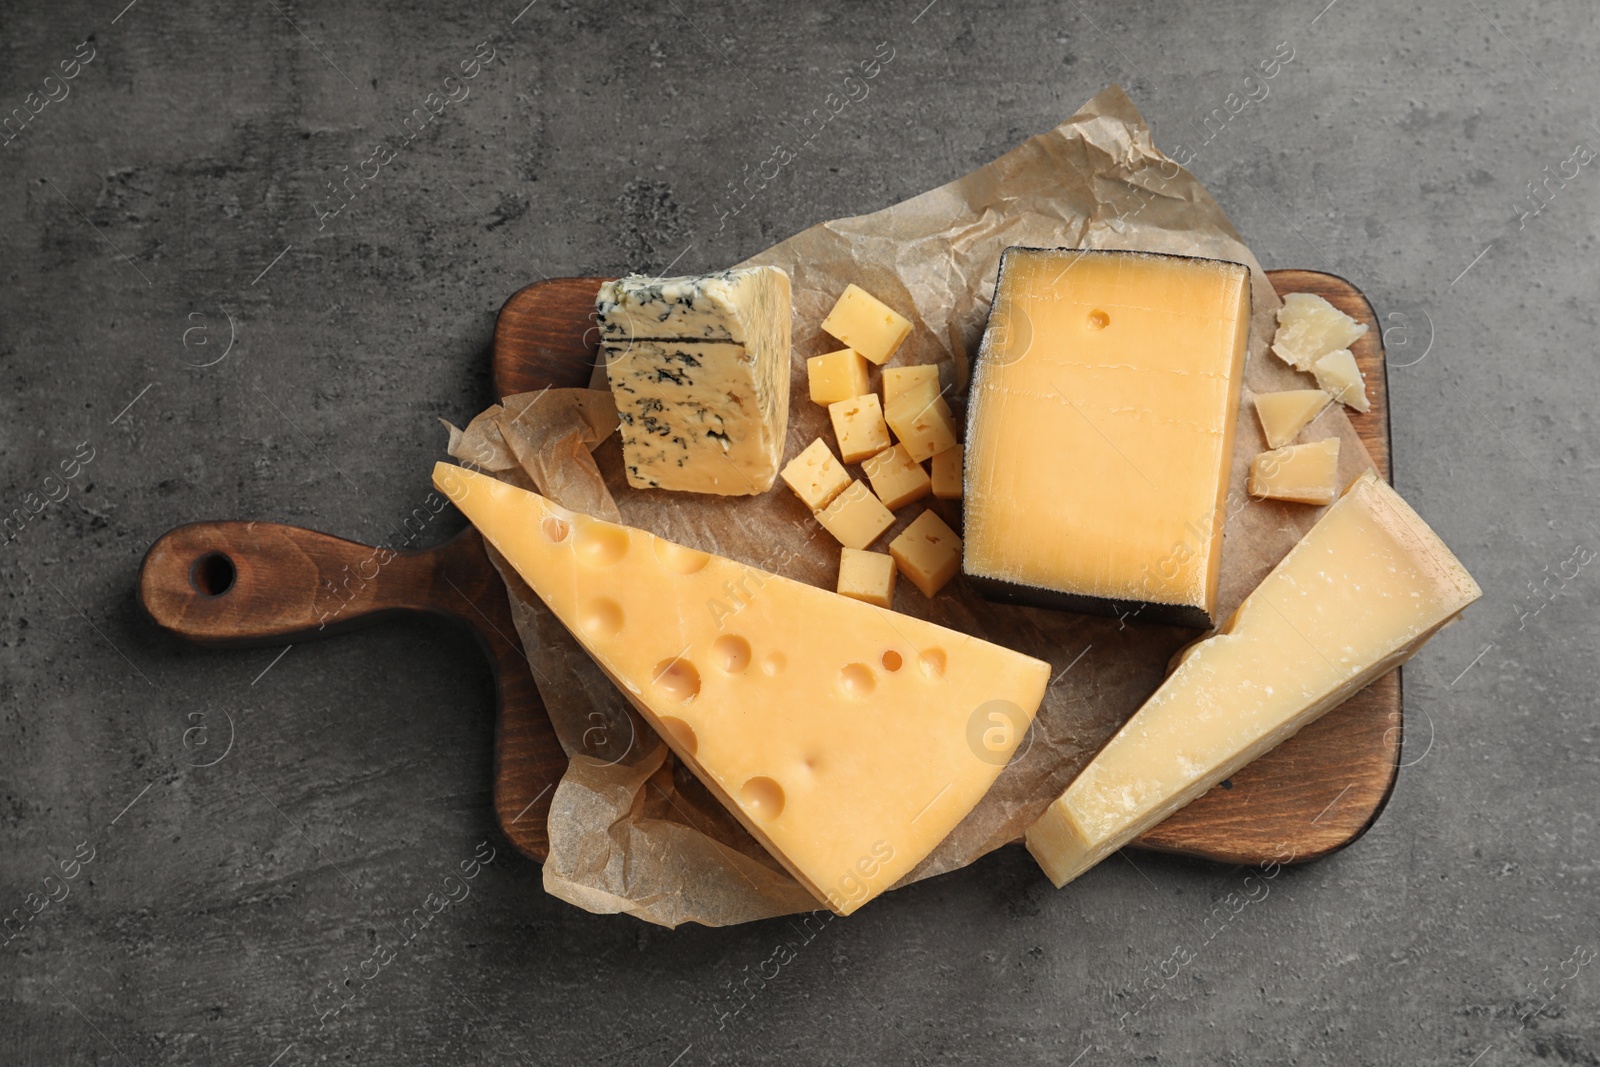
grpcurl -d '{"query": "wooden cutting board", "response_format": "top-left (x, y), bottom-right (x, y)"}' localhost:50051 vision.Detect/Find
top-left (139, 269), bottom-right (1396, 873)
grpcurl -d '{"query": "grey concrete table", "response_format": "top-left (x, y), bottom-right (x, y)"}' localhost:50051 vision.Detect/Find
top-left (2, 1), bottom-right (1595, 1064)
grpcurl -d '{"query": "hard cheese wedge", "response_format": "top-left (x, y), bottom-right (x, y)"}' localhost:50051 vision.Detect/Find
top-left (597, 267), bottom-right (791, 495)
top-left (963, 248), bottom-right (1251, 629)
top-left (1025, 470), bottom-right (1481, 888)
top-left (434, 462), bottom-right (1050, 914)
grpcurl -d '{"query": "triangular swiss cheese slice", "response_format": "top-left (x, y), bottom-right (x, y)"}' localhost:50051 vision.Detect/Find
top-left (1252, 389), bottom-right (1332, 449)
top-left (434, 463), bottom-right (1050, 914)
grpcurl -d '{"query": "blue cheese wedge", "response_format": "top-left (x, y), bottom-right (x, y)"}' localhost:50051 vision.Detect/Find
top-left (596, 267), bottom-right (790, 344)
top-left (597, 267), bottom-right (792, 495)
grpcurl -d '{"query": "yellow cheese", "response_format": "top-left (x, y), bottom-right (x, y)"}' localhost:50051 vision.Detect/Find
top-left (828, 394), bottom-right (892, 464)
top-left (1248, 439), bottom-right (1341, 505)
top-left (815, 480), bottom-right (895, 550)
top-left (930, 445), bottom-right (962, 500)
top-left (808, 348), bottom-right (871, 406)
top-left (781, 438), bottom-right (852, 511)
top-left (821, 284), bottom-right (913, 365)
top-left (1312, 349), bottom-right (1371, 413)
top-left (963, 248), bottom-right (1251, 629)
top-left (889, 509), bottom-right (962, 597)
top-left (433, 462), bottom-right (1051, 913)
top-left (1270, 292), bottom-right (1367, 372)
top-left (882, 365), bottom-right (941, 409)
top-left (837, 547), bottom-right (896, 608)
top-left (1253, 389), bottom-right (1331, 449)
top-left (861, 443), bottom-right (932, 510)
top-left (885, 392), bottom-right (959, 463)
top-left (1026, 470), bottom-right (1481, 888)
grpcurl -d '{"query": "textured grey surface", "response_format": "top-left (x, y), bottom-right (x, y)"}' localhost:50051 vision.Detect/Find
top-left (2, 0), bottom-right (1596, 1064)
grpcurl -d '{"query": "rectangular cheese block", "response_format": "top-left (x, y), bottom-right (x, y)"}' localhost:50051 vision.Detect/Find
top-left (1248, 438), bottom-right (1340, 505)
top-left (816, 480), bottom-right (895, 550)
top-left (829, 394), bottom-right (891, 464)
top-left (930, 445), bottom-right (962, 500)
top-left (837, 547), bottom-right (896, 608)
top-left (861, 443), bottom-right (932, 510)
top-left (1025, 470), bottom-right (1481, 888)
top-left (434, 463), bottom-right (1051, 914)
top-left (882, 365), bottom-right (940, 409)
top-left (597, 267), bottom-right (791, 495)
top-left (962, 247), bottom-right (1251, 629)
top-left (889, 509), bottom-right (962, 597)
top-left (821, 284), bottom-right (912, 365)
top-left (808, 348), bottom-right (871, 406)
top-left (885, 392), bottom-right (959, 463)
top-left (781, 438), bottom-right (852, 511)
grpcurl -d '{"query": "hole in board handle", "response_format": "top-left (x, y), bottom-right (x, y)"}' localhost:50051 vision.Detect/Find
top-left (189, 552), bottom-right (236, 598)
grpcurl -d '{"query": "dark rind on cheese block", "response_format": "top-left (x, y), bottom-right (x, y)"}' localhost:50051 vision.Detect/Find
top-left (961, 246), bottom-right (1250, 632)
top-left (963, 572), bottom-right (1213, 630)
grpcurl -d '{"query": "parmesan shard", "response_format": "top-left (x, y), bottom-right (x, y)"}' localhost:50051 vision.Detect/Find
top-left (1253, 389), bottom-right (1333, 449)
top-left (1270, 292), bottom-right (1368, 372)
top-left (596, 267), bottom-right (791, 495)
top-left (433, 462), bottom-right (1050, 914)
top-left (1312, 348), bottom-right (1371, 413)
top-left (1025, 470), bottom-right (1481, 889)
top-left (1248, 438), bottom-right (1342, 505)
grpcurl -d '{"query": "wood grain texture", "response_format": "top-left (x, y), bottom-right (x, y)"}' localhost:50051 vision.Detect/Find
top-left (137, 522), bottom-right (567, 860)
top-left (137, 268), bottom-right (1396, 873)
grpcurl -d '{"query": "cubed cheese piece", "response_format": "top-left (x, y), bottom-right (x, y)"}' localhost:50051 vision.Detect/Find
top-left (829, 394), bottom-right (892, 464)
top-left (882, 365), bottom-right (941, 409)
top-left (1312, 349), bottom-right (1370, 412)
top-left (821, 284), bottom-right (913, 365)
top-left (1253, 389), bottom-right (1332, 449)
top-left (930, 445), bottom-right (963, 500)
top-left (885, 393), bottom-right (959, 462)
top-left (815, 480), bottom-right (895, 550)
top-left (837, 547), bottom-right (896, 608)
top-left (1248, 439), bottom-right (1341, 505)
top-left (595, 266), bottom-right (788, 344)
top-left (861, 443), bottom-right (932, 511)
top-left (808, 348), bottom-right (871, 406)
top-left (889, 510), bottom-right (962, 597)
top-left (435, 462), bottom-right (1051, 914)
top-left (963, 248), bottom-right (1251, 629)
top-left (1025, 470), bottom-right (1481, 888)
top-left (781, 438), bottom-right (852, 511)
top-left (1270, 292), bottom-right (1368, 372)
top-left (598, 267), bottom-right (791, 495)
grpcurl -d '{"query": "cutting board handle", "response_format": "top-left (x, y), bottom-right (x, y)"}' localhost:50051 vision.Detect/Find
top-left (138, 520), bottom-right (482, 647)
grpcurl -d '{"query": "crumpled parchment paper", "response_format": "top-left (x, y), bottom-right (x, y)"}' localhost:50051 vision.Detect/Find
top-left (443, 85), bottom-right (1375, 928)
